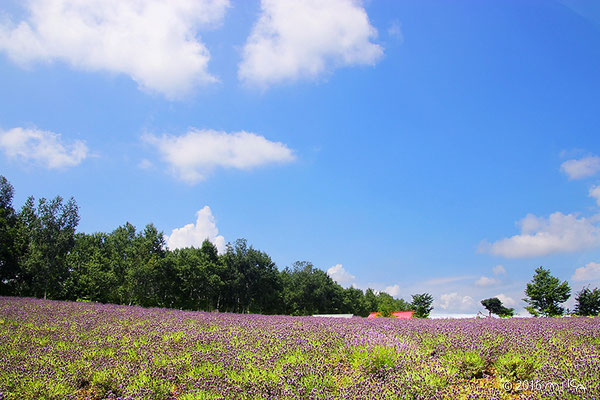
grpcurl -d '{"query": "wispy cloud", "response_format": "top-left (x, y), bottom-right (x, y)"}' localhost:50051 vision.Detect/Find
top-left (144, 129), bottom-right (295, 184)
top-left (239, 0), bottom-right (383, 87)
top-left (492, 265), bottom-right (506, 275)
top-left (0, 127), bottom-right (88, 168)
top-left (0, 0), bottom-right (230, 98)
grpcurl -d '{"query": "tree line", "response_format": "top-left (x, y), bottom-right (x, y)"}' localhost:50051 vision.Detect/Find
top-left (0, 176), bottom-right (434, 317)
top-left (482, 266), bottom-right (600, 317)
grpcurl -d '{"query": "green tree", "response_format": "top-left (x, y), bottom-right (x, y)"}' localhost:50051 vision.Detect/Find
top-left (342, 287), bottom-right (369, 317)
top-left (523, 266), bottom-right (570, 317)
top-left (364, 288), bottom-right (379, 313)
top-left (411, 293), bottom-right (434, 318)
top-left (18, 196), bottom-right (79, 299)
top-left (377, 292), bottom-right (397, 317)
top-left (481, 297), bottom-right (514, 318)
top-left (280, 261), bottom-right (344, 315)
top-left (221, 239), bottom-right (282, 314)
top-left (0, 176), bottom-right (26, 295)
top-left (574, 286), bottom-right (600, 316)
top-left (65, 232), bottom-right (117, 303)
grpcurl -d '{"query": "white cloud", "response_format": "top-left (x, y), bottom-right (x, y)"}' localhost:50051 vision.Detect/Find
top-left (144, 129), bottom-right (295, 184)
top-left (560, 156), bottom-right (600, 180)
top-left (494, 293), bottom-right (516, 307)
top-left (327, 264), bottom-right (355, 286)
top-left (383, 284), bottom-right (400, 297)
top-left (0, 0), bottom-right (229, 98)
top-left (438, 293), bottom-right (474, 311)
top-left (0, 127), bottom-right (88, 168)
top-left (475, 276), bottom-right (500, 287)
top-left (493, 264), bottom-right (506, 275)
top-left (239, 0), bottom-right (383, 87)
top-left (572, 261), bottom-right (600, 282)
top-left (166, 206), bottom-right (226, 253)
top-left (480, 212), bottom-right (600, 258)
top-left (589, 186), bottom-right (600, 206)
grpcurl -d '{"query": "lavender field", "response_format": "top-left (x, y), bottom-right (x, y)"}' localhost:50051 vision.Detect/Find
top-left (1, 297), bottom-right (598, 399)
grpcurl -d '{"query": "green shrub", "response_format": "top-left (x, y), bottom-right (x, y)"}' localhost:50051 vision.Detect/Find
top-left (495, 352), bottom-right (539, 381)
top-left (443, 350), bottom-right (485, 379)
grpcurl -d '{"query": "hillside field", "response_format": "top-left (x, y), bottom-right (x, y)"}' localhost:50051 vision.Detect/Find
top-left (1, 297), bottom-right (599, 399)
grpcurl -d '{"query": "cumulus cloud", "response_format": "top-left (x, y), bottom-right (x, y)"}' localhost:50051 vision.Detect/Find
top-left (475, 276), bottom-right (500, 287)
top-left (480, 212), bottom-right (600, 258)
top-left (589, 186), bottom-right (600, 206)
top-left (438, 293), bottom-right (474, 311)
top-left (239, 0), bottom-right (383, 87)
top-left (0, 0), bottom-right (229, 98)
top-left (327, 264), bottom-right (355, 286)
top-left (560, 156), bottom-right (600, 180)
top-left (494, 293), bottom-right (516, 307)
top-left (493, 265), bottom-right (506, 275)
top-left (0, 127), bottom-right (88, 168)
top-left (383, 284), bottom-right (401, 297)
top-left (572, 262), bottom-right (600, 282)
top-left (144, 129), bottom-right (295, 184)
top-left (166, 206), bottom-right (226, 253)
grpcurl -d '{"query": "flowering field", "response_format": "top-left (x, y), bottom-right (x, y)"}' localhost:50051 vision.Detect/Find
top-left (1, 297), bottom-right (598, 399)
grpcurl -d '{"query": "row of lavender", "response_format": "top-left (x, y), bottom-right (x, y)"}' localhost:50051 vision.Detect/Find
top-left (1, 297), bottom-right (599, 399)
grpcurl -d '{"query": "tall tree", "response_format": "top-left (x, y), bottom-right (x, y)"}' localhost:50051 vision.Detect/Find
top-left (0, 176), bottom-right (26, 295)
top-left (412, 293), bottom-right (434, 318)
top-left (18, 196), bottom-right (79, 299)
top-left (523, 266), bottom-right (570, 317)
top-left (364, 288), bottom-right (379, 313)
top-left (574, 286), bottom-right (600, 316)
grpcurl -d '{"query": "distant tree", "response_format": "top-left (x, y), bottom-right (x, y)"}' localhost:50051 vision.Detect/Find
top-left (574, 286), bottom-right (600, 316)
top-left (222, 239), bottom-right (282, 314)
top-left (0, 176), bottom-right (26, 295)
top-left (280, 261), bottom-right (344, 315)
top-left (411, 293), bottom-right (434, 318)
top-left (18, 196), bottom-right (79, 299)
top-left (342, 287), bottom-right (369, 317)
top-left (481, 297), bottom-right (514, 318)
top-left (65, 232), bottom-right (116, 303)
top-left (364, 288), bottom-right (379, 313)
top-left (523, 266), bottom-right (571, 317)
top-left (377, 292), bottom-right (397, 317)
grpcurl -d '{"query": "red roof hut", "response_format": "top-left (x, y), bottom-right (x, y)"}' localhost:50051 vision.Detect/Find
top-left (367, 311), bottom-right (415, 319)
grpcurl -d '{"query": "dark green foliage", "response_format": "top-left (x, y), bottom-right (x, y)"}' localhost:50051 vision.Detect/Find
top-left (411, 293), bottom-right (434, 318)
top-left (281, 261), bottom-right (344, 315)
top-left (481, 297), bottom-right (514, 318)
top-left (0, 176), bottom-right (27, 295)
top-left (523, 266), bottom-right (571, 317)
top-left (574, 286), bottom-right (600, 316)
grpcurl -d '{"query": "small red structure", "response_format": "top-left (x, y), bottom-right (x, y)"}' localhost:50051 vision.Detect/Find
top-left (391, 310), bottom-right (415, 319)
top-left (367, 311), bottom-right (415, 319)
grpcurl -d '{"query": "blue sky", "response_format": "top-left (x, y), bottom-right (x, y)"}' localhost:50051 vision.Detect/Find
top-left (1, 0), bottom-right (600, 316)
